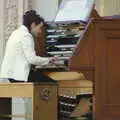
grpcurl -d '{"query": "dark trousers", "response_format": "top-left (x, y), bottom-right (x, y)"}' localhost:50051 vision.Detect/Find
top-left (8, 70), bottom-right (56, 83)
top-left (8, 79), bottom-right (24, 83)
top-left (28, 70), bottom-right (56, 82)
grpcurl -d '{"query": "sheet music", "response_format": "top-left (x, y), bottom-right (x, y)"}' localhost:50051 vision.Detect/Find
top-left (55, 0), bottom-right (94, 22)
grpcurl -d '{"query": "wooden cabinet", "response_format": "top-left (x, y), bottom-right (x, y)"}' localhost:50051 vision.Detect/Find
top-left (70, 19), bottom-right (120, 120)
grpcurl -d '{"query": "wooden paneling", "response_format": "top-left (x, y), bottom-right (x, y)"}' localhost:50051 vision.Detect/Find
top-left (33, 85), bottom-right (58, 120)
top-left (69, 20), bottom-right (95, 68)
top-left (94, 20), bottom-right (120, 120)
top-left (0, 83), bottom-right (33, 97)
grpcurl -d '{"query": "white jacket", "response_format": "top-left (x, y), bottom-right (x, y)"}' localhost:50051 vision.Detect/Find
top-left (0, 25), bottom-right (49, 81)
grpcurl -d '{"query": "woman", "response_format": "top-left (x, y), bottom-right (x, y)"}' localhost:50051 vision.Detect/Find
top-left (0, 10), bottom-right (57, 82)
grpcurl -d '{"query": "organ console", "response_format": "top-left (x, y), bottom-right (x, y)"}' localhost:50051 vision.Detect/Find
top-left (34, 0), bottom-right (120, 120)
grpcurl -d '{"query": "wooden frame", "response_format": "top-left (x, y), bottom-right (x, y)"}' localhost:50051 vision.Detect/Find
top-left (0, 83), bottom-right (58, 120)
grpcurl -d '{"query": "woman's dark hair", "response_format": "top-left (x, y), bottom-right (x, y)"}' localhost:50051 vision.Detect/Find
top-left (23, 10), bottom-right (45, 31)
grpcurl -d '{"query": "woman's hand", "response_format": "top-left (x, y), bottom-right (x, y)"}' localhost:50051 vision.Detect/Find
top-left (48, 57), bottom-right (59, 64)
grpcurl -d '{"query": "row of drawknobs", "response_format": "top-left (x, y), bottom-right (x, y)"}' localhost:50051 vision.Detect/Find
top-left (45, 22), bottom-right (84, 59)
